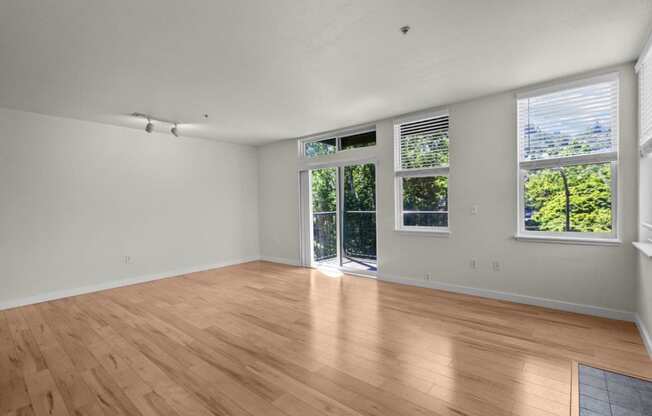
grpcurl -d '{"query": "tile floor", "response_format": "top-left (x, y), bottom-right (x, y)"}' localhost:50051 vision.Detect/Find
top-left (580, 365), bottom-right (652, 416)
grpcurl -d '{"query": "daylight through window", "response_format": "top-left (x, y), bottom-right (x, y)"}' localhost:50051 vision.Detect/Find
top-left (517, 75), bottom-right (618, 239)
top-left (394, 112), bottom-right (450, 231)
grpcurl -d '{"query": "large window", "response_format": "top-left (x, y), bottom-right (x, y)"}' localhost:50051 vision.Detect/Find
top-left (394, 112), bottom-right (450, 232)
top-left (516, 74), bottom-right (619, 241)
top-left (303, 128), bottom-right (376, 158)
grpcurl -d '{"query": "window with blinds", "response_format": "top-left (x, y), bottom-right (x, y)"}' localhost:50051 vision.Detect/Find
top-left (394, 112), bottom-right (450, 231)
top-left (516, 74), bottom-right (619, 239)
top-left (398, 114), bottom-right (449, 170)
top-left (637, 44), bottom-right (652, 245)
top-left (638, 51), bottom-right (652, 154)
top-left (517, 78), bottom-right (618, 165)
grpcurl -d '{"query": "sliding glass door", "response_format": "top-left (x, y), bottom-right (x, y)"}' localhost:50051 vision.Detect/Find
top-left (308, 162), bottom-right (376, 273)
top-left (310, 167), bottom-right (338, 265)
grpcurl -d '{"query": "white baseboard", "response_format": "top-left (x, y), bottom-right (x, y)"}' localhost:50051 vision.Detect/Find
top-left (259, 256), bottom-right (301, 266)
top-left (636, 314), bottom-right (652, 358)
top-left (379, 273), bottom-right (635, 322)
top-left (0, 256), bottom-right (260, 311)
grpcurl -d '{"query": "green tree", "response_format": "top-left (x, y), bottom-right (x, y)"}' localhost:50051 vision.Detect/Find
top-left (524, 163), bottom-right (612, 232)
top-left (311, 168), bottom-right (337, 260)
top-left (523, 128), bottom-right (613, 233)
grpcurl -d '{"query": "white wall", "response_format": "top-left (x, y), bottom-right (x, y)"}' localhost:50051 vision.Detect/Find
top-left (0, 108), bottom-right (260, 307)
top-left (258, 63), bottom-right (639, 315)
top-left (637, 142), bottom-right (652, 347)
top-left (638, 255), bottom-right (652, 346)
top-left (257, 140), bottom-right (300, 265)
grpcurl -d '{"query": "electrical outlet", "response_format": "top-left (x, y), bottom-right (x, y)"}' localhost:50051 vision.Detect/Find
top-left (470, 258), bottom-right (478, 269)
top-left (124, 256), bottom-right (133, 264)
top-left (471, 204), bottom-right (479, 215)
top-left (424, 273), bottom-right (431, 281)
top-left (492, 261), bottom-right (501, 272)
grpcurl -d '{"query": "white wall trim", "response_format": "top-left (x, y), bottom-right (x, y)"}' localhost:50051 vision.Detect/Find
top-left (636, 314), bottom-right (652, 358)
top-left (378, 273), bottom-right (635, 322)
top-left (0, 256), bottom-right (260, 311)
top-left (259, 256), bottom-right (301, 266)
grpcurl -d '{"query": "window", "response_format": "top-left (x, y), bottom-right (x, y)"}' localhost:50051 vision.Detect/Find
top-left (517, 74), bottom-right (619, 241)
top-left (639, 52), bottom-right (652, 153)
top-left (303, 128), bottom-right (376, 158)
top-left (305, 138), bottom-right (336, 157)
top-left (394, 112), bottom-right (450, 231)
top-left (637, 44), bottom-right (652, 245)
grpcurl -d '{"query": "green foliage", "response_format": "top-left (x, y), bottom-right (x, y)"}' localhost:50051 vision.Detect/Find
top-left (523, 129), bottom-right (613, 233)
top-left (305, 138), bottom-right (336, 158)
top-left (402, 176), bottom-right (448, 227)
top-left (403, 176), bottom-right (448, 211)
top-left (343, 164), bottom-right (375, 211)
top-left (401, 134), bottom-right (449, 169)
top-left (311, 168), bottom-right (336, 213)
top-left (343, 164), bottom-right (376, 259)
top-left (524, 163), bottom-right (612, 232)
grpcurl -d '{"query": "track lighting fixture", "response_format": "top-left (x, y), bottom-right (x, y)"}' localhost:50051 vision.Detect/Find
top-left (132, 112), bottom-right (182, 138)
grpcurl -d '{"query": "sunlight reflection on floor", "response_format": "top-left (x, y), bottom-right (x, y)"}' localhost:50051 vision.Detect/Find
top-left (316, 266), bottom-right (344, 278)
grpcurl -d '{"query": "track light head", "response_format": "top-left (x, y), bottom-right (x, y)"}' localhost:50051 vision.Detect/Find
top-left (171, 124), bottom-right (179, 137)
top-left (145, 121), bottom-right (154, 133)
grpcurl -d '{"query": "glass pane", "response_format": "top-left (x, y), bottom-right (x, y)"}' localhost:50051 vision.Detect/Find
top-left (311, 168), bottom-right (337, 262)
top-left (340, 131), bottom-right (376, 150)
top-left (343, 163), bottom-right (376, 270)
top-left (400, 116), bottom-right (449, 169)
top-left (518, 80), bottom-right (616, 161)
top-left (402, 176), bottom-right (448, 227)
top-left (523, 162), bottom-right (612, 233)
top-left (305, 138), bottom-right (336, 158)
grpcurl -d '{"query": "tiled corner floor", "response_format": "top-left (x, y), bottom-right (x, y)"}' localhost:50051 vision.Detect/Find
top-left (580, 364), bottom-right (652, 416)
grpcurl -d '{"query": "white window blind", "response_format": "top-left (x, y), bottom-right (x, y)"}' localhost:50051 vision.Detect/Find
top-left (398, 115), bottom-right (449, 171)
top-left (641, 61), bottom-right (652, 144)
top-left (394, 112), bottom-right (450, 231)
top-left (517, 78), bottom-right (618, 167)
top-left (516, 74), bottom-right (619, 240)
top-left (638, 51), bottom-right (652, 155)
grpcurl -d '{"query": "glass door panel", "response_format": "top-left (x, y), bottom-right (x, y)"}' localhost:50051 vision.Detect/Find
top-left (341, 163), bottom-right (376, 272)
top-left (310, 167), bottom-right (338, 266)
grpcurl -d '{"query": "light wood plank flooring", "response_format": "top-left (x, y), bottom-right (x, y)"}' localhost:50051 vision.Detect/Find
top-left (1, 261), bottom-right (650, 416)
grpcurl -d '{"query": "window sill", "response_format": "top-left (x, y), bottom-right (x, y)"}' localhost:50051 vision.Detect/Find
top-left (633, 242), bottom-right (652, 258)
top-left (395, 228), bottom-right (451, 237)
top-left (514, 234), bottom-right (621, 246)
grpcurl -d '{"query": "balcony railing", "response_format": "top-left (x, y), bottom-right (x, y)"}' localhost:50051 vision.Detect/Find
top-left (312, 211), bottom-right (377, 264)
top-left (313, 212), bottom-right (336, 261)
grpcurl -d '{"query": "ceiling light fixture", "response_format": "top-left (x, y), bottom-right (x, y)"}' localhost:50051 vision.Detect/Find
top-left (132, 112), bottom-right (182, 137)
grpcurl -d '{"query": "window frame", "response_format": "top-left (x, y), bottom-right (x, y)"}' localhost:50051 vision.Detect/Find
top-left (393, 109), bottom-right (451, 234)
top-left (515, 73), bottom-right (621, 243)
top-left (299, 125), bottom-right (376, 160)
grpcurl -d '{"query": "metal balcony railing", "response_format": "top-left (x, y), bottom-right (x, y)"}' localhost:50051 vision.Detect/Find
top-left (312, 211), bottom-right (377, 263)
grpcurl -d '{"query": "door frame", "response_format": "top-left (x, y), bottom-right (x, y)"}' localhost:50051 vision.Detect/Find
top-left (299, 158), bottom-right (379, 277)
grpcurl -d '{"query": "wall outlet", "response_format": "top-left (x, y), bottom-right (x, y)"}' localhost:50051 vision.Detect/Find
top-left (492, 261), bottom-right (501, 272)
top-left (424, 273), bottom-right (431, 281)
top-left (471, 204), bottom-right (479, 215)
top-left (470, 258), bottom-right (478, 269)
top-left (124, 256), bottom-right (133, 264)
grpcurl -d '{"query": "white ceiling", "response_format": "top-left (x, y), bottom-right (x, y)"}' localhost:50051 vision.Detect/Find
top-left (1, 1), bottom-right (650, 145)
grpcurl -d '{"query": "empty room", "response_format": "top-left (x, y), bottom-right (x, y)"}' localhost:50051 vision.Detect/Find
top-left (3, 1), bottom-right (652, 415)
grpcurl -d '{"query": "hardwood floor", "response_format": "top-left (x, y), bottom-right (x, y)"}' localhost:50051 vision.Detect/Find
top-left (1, 261), bottom-right (650, 416)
